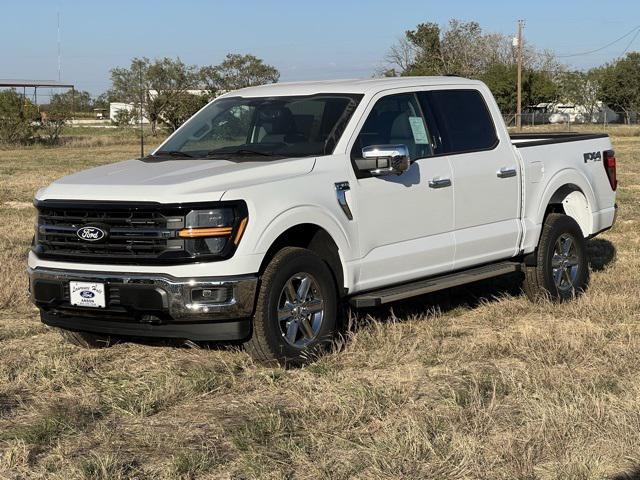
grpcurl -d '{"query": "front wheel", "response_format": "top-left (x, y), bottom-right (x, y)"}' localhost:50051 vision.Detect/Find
top-left (245, 247), bottom-right (338, 366)
top-left (523, 213), bottom-right (590, 302)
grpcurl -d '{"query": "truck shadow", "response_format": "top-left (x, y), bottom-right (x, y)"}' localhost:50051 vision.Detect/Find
top-left (587, 238), bottom-right (616, 272)
top-left (111, 238), bottom-right (616, 352)
top-left (348, 237), bottom-right (617, 325)
top-left (610, 465), bottom-right (640, 480)
top-left (349, 272), bottom-right (524, 324)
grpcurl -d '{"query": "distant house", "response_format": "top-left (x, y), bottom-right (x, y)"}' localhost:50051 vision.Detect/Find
top-left (524, 102), bottom-right (619, 125)
top-left (548, 102), bottom-right (619, 124)
top-left (109, 89), bottom-right (212, 124)
top-left (147, 89), bottom-right (210, 99)
top-left (109, 102), bottom-right (149, 124)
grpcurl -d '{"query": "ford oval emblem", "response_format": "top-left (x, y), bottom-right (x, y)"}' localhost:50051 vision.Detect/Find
top-left (80, 290), bottom-right (95, 298)
top-left (76, 226), bottom-right (106, 242)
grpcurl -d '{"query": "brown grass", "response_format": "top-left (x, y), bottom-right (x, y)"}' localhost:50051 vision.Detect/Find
top-left (0, 128), bottom-right (639, 478)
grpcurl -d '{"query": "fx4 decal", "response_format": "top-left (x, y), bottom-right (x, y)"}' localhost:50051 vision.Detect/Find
top-left (583, 151), bottom-right (602, 163)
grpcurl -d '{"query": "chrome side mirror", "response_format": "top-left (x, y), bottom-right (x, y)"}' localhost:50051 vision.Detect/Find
top-left (357, 144), bottom-right (411, 176)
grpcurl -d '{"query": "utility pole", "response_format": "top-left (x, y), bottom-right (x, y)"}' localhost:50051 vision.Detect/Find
top-left (515, 20), bottom-right (524, 130)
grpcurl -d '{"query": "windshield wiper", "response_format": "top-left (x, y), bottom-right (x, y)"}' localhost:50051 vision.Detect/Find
top-left (150, 150), bottom-right (195, 158)
top-left (206, 148), bottom-right (279, 158)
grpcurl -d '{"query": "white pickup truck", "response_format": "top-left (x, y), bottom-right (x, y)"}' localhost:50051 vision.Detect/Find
top-left (28, 77), bottom-right (617, 364)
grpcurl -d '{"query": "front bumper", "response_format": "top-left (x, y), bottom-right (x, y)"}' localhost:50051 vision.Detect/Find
top-left (28, 267), bottom-right (258, 341)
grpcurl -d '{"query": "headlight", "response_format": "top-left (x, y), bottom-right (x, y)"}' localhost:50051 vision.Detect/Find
top-left (178, 207), bottom-right (248, 257)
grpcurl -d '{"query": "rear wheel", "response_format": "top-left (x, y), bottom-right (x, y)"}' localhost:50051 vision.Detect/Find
top-left (523, 213), bottom-right (589, 302)
top-left (245, 247), bottom-right (338, 366)
top-left (58, 329), bottom-right (115, 348)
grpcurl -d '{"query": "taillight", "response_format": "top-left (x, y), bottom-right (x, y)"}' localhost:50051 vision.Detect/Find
top-left (603, 149), bottom-right (617, 191)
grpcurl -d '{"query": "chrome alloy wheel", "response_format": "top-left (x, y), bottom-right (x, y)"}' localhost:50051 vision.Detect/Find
top-left (551, 233), bottom-right (580, 293)
top-left (277, 272), bottom-right (325, 348)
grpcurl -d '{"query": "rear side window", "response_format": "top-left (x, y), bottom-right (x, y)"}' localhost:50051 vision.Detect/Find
top-left (419, 90), bottom-right (498, 154)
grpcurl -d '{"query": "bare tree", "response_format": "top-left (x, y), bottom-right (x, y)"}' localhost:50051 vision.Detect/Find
top-left (383, 37), bottom-right (416, 75)
top-left (381, 18), bottom-right (564, 79)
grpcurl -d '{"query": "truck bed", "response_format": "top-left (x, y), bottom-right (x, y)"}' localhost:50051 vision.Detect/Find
top-left (510, 132), bottom-right (609, 148)
top-left (509, 130), bottom-right (616, 255)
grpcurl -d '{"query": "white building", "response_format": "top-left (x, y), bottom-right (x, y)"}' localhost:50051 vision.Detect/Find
top-left (109, 102), bottom-right (149, 124)
top-left (546, 102), bottom-right (619, 124)
top-left (109, 90), bottom-right (212, 124)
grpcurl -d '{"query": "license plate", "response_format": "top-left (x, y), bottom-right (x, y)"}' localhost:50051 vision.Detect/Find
top-left (69, 281), bottom-right (106, 308)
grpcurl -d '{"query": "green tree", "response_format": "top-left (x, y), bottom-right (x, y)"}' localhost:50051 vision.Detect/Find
top-left (0, 90), bottom-right (38, 145)
top-left (480, 63), bottom-right (517, 112)
top-left (200, 53), bottom-right (279, 95)
top-left (557, 70), bottom-right (603, 122)
top-left (111, 108), bottom-right (136, 127)
top-left (481, 64), bottom-right (557, 112)
top-left (159, 92), bottom-right (209, 132)
top-left (599, 53), bottom-right (640, 124)
top-left (523, 70), bottom-right (558, 107)
top-left (403, 22), bottom-right (444, 75)
top-left (50, 89), bottom-right (93, 112)
top-left (382, 18), bottom-right (563, 112)
top-left (93, 91), bottom-right (115, 110)
top-left (109, 57), bottom-right (199, 134)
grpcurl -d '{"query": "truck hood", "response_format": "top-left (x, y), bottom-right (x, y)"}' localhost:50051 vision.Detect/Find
top-left (36, 156), bottom-right (316, 203)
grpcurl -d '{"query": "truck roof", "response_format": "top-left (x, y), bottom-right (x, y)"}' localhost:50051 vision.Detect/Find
top-left (221, 76), bottom-right (483, 98)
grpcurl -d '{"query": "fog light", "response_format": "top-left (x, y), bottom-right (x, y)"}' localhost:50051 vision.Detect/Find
top-left (191, 286), bottom-right (232, 304)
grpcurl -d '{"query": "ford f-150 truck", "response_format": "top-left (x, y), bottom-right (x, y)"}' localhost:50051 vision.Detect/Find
top-left (28, 77), bottom-right (618, 365)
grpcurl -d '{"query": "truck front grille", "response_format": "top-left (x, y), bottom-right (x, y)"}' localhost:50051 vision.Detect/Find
top-left (35, 203), bottom-right (188, 264)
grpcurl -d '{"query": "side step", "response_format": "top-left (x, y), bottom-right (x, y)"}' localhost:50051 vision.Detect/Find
top-left (349, 261), bottom-right (522, 308)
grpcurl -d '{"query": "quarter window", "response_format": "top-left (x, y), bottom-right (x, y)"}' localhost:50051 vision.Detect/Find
top-left (419, 90), bottom-right (497, 154)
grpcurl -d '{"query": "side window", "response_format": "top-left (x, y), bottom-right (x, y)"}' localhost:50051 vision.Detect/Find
top-left (419, 90), bottom-right (498, 154)
top-left (351, 93), bottom-right (433, 161)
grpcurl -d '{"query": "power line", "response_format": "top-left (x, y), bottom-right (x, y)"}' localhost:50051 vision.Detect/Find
top-left (557, 25), bottom-right (640, 58)
top-left (619, 27), bottom-right (640, 57)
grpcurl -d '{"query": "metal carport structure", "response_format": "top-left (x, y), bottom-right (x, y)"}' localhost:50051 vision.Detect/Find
top-left (0, 79), bottom-right (74, 107)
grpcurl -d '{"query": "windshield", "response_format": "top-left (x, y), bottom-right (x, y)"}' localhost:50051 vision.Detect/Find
top-left (156, 94), bottom-right (363, 159)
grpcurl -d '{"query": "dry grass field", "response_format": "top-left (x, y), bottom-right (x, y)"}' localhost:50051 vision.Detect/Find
top-left (0, 126), bottom-right (639, 479)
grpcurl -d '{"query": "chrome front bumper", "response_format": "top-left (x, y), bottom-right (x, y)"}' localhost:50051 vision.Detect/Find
top-left (28, 267), bottom-right (258, 321)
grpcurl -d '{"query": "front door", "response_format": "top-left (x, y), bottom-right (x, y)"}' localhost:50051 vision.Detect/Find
top-left (348, 91), bottom-right (455, 292)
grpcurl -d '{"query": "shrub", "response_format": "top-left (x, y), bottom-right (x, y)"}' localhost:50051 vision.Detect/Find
top-left (112, 108), bottom-right (137, 127)
top-left (0, 90), bottom-right (38, 145)
top-left (38, 107), bottom-right (69, 146)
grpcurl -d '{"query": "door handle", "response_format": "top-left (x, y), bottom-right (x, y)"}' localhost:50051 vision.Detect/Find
top-left (497, 167), bottom-right (517, 178)
top-left (428, 177), bottom-right (452, 189)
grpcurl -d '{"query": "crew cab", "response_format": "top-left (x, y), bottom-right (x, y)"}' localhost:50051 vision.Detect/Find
top-left (28, 77), bottom-right (618, 364)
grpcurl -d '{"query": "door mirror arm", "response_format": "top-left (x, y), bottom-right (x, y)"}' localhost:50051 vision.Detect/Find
top-left (356, 144), bottom-right (411, 177)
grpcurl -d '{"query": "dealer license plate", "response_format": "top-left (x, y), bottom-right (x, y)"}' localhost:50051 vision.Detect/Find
top-left (69, 281), bottom-right (106, 308)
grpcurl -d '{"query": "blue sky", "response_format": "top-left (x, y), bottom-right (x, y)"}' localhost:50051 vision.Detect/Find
top-left (3, 0), bottom-right (640, 96)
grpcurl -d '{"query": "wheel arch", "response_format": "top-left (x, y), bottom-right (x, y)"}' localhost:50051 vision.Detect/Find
top-left (257, 222), bottom-right (348, 297)
top-left (537, 170), bottom-right (598, 238)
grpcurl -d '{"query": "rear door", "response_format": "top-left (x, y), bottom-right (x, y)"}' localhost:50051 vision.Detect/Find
top-left (418, 88), bottom-right (521, 269)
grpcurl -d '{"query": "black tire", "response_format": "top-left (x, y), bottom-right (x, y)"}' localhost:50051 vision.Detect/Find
top-left (523, 213), bottom-right (590, 302)
top-left (245, 247), bottom-right (338, 366)
top-left (58, 329), bottom-right (115, 348)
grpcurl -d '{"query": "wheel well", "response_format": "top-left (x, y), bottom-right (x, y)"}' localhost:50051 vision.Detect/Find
top-left (259, 224), bottom-right (345, 297)
top-left (544, 184), bottom-right (591, 237)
